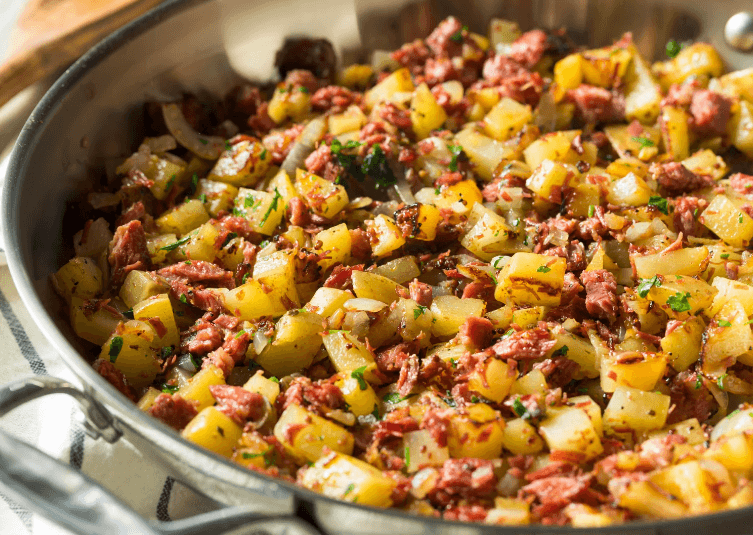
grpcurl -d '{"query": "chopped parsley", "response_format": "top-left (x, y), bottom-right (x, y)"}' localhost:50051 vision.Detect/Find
top-left (553, 345), bottom-right (569, 356)
top-left (179, 294), bottom-right (188, 304)
top-left (721, 253), bottom-right (730, 259)
top-left (648, 195), bottom-right (669, 215)
top-left (695, 375), bottom-right (702, 390)
top-left (299, 86), bottom-right (309, 94)
top-left (122, 308), bottom-right (134, 320)
top-left (190, 353), bottom-right (202, 369)
top-left (371, 404), bottom-right (380, 420)
top-left (160, 236), bottom-right (191, 251)
top-left (260, 188), bottom-right (283, 226)
top-left (727, 409), bottom-right (741, 419)
top-left (449, 25), bottom-right (468, 43)
top-left (362, 144), bottom-right (396, 189)
top-left (404, 446), bottom-right (411, 467)
top-left (161, 346), bottom-right (173, 359)
top-left (108, 336), bottom-right (123, 362)
top-left (471, 395), bottom-right (480, 403)
top-left (447, 144), bottom-right (463, 172)
top-left (241, 272), bottom-right (250, 284)
top-left (718, 373), bottom-right (728, 390)
top-left (588, 205), bottom-right (595, 217)
top-left (537, 265), bottom-right (551, 273)
top-left (666, 39), bottom-right (682, 58)
top-left (198, 138), bottom-right (208, 145)
top-left (351, 366), bottom-right (368, 390)
top-left (739, 213), bottom-right (745, 224)
top-left (434, 187), bottom-right (441, 195)
top-left (343, 483), bottom-right (356, 498)
top-left (221, 232), bottom-right (238, 248)
top-left (631, 136), bottom-right (655, 148)
top-left (636, 275), bottom-right (661, 298)
top-left (718, 319), bottom-right (732, 328)
top-left (235, 329), bottom-right (246, 339)
top-left (269, 376), bottom-right (280, 383)
top-left (441, 390), bottom-right (457, 408)
top-left (260, 148), bottom-right (267, 160)
top-left (225, 140), bottom-right (232, 151)
top-left (502, 328), bottom-right (515, 338)
top-left (244, 196), bottom-right (256, 208)
top-left (383, 392), bottom-right (406, 404)
top-left (199, 193), bottom-right (207, 203)
top-left (187, 173), bottom-right (199, 195)
top-left (161, 383), bottom-right (180, 394)
top-left (232, 207), bottom-right (245, 217)
top-left (414, 305), bottom-right (428, 320)
top-left (512, 397), bottom-right (527, 417)
top-left (666, 291), bottom-right (691, 313)
top-left (330, 139), bottom-right (362, 168)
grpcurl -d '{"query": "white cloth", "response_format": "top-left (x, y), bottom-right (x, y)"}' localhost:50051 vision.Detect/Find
top-left (0, 263), bottom-right (219, 534)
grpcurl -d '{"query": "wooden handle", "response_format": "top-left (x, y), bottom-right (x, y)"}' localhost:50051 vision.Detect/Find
top-left (0, 0), bottom-right (164, 109)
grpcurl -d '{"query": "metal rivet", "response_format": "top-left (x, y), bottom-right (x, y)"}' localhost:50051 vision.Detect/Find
top-left (725, 11), bottom-right (753, 51)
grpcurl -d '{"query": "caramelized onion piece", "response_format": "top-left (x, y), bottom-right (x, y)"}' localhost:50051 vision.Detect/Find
top-left (161, 103), bottom-right (224, 160)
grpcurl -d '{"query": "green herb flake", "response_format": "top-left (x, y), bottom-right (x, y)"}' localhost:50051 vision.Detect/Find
top-left (371, 404), bottom-right (380, 420)
top-left (404, 446), bottom-right (411, 467)
top-left (232, 207), bottom-right (244, 217)
top-left (512, 397), bottom-right (527, 417)
top-left (241, 272), bottom-right (250, 284)
top-left (718, 319), bottom-right (732, 328)
top-left (414, 305), bottom-right (428, 320)
top-left (447, 144), bottom-right (463, 172)
top-left (260, 188), bottom-right (282, 226)
top-left (222, 232), bottom-right (238, 248)
top-left (235, 329), bottom-right (246, 339)
top-left (631, 136), bottom-right (655, 148)
top-left (666, 291), bottom-right (691, 313)
top-left (718, 373), bottom-right (728, 390)
top-left (740, 213), bottom-right (745, 224)
top-left (225, 140), bottom-right (232, 151)
top-left (383, 392), bottom-right (403, 404)
top-left (666, 39), bottom-right (681, 58)
top-left (636, 275), bottom-right (661, 298)
top-left (161, 346), bottom-right (173, 359)
top-left (471, 395), bottom-right (480, 403)
top-left (160, 236), bottom-right (191, 252)
top-left (179, 294), bottom-right (188, 304)
top-left (343, 483), bottom-right (356, 498)
top-left (727, 409), bottom-right (741, 419)
top-left (161, 383), bottom-right (180, 394)
top-left (299, 86), bottom-right (309, 93)
top-left (351, 366), bottom-right (368, 390)
top-left (188, 173), bottom-right (199, 195)
top-left (434, 187), bottom-right (441, 195)
top-left (270, 376), bottom-right (280, 383)
top-left (537, 265), bottom-right (551, 273)
top-left (648, 195), bottom-right (669, 215)
top-left (695, 374), bottom-right (702, 390)
top-left (502, 328), bottom-right (515, 339)
top-left (123, 309), bottom-right (134, 320)
top-left (553, 345), bottom-right (569, 357)
top-left (108, 336), bottom-right (123, 362)
top-left (190, 353), bottom-right (202, 369)
top-left (578, 387), bottom-right (589, 394)
top-left (588, 205), bottom-right (595, 217)
top-left (199, 193), bottom-right (207, 203)
top-left (198, 138), bottom-right (209, 145)
top-left (361, 144), bottom-right (396, 189)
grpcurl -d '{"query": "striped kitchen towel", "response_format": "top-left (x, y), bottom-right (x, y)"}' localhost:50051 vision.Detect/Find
top-left (0, 264), bottom-right (218, 534)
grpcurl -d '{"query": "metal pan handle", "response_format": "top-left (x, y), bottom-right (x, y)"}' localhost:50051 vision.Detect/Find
top-left (0, 377), bottom-right (323, 535)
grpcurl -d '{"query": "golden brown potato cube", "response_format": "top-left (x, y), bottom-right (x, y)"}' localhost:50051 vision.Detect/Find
top-left (208, 138), bottom-right (271, 187)
top-left (612, 479), bottom-right (687, 519)
top-left (495, 252), bottom-right (566, 307)
top-left (322, 331), bottom-right (379, 383)
top-left (604, 385), bottom-right (670, 435)
top-left (177, 364), bottom-right (225, 411)
top-left (702, 301), bottom-right (753, 374)
top-left (70, 297), bottom-right (122, 346)
top-left (652, 43), bottom-right (724, 90)
top-left (700, 194), bottom-right (753, 248)
top-left (329, 105), bottom-right (368, 135)
top-left (649, 460), bottom-right (724, 512)
top-left (119, 270), bottom-right (167, 309)
top-left (403, 429), bottom-right (449, 472)
top-left (644, 275), bottom-right (716, 318)
top-left (600, 351), bottom-right (667, 393)
top-left (447, 403), bottom-right (505, 459)
top-left (660, 106), bottom-right (690, 161)
top-left (132, 293), bottom-right (180, 348)
top-left (182, 406), bottom-right (243, 457)
top-left (483, 97), bottom-right (532, 141)
top-left (299, 451), bottom-right (396, 507)
top-left (501, 418), bottom-right (544, 455)
top-left (729, 100), bottom-right (753, 158)
top-left (633, 247), bottom-right (709, 279)
top-left (606, 172), bottom-right (652, 207)
top-left (623, 44), bottom-right (662, 124)
top-left (295, 169), bottom-right (349, 219)
top-left (100, 320), bottom-right (161, 389)
top-left (709, 277), bottom-right (753, 317)
top-left (170, 222), bottom-right (220, 263)
top-left (682, 149), bottom-right (728, 181)
top-left (460, 204), bottom-right (521, 261)
top-left (52, 257), bottom-right (103, 302)
top-left (364, 68), bottom-right (414, 110)
top-left (267, 86), bottom-right (312, 123)
top-left (335, 375), bottom-right (379, 417)
top-left (580, 46), bottom-right (631, 87)
top-left (274, 404), bottom-right (354, 462)
top-left (365, 215), bottom-right (405, 258)
top-left (352, 270), bottom-right (405, 304)
top-left (661, 316), bottom-right (704, 372)
top-left (523, 130), bottom-right (596, 170)
top-left (155, 199), bottom-right (209, 236)
top-left (243, 370), bottom-right (280, 406)
top-left (194, 179), bottom-right (238, 217)
top-left (539, 405), bottom-right (603, 460)
top-left (604, 124), bottom-right (661, 161)
top-left (255, 310), bottom-right (324, 377)
top-left (430, 295), bottom-right (485, 338)
top-left (314, 223), bottom-right (352, 271)
top-left (252, 250), bottom-right (300, 316)
top-left (411, 83), bottom-right (448, 140)
top-left (222, 281), bottom-right (278, 320)
top-left (305, 287), bottom-right (353, 318)
top-left (467, 357), bottom-right (517, 402)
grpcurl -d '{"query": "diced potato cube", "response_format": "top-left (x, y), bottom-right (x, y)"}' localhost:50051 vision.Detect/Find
top-left (194, 179), bottom-right (238, 217)
top-left (460, 204), bottom-right (521, 261)
top-left (368, 297), bottom-right (433, 348)
top-left (606, 172), bottom-right (652, 207)
top-left (683, 149), bottom-right (728, 181)
top-left (430, 295), bottom-right (485, 337)
top-left (539, 405), bottom-right (603, 460)
top-left (700, 194), bottom-right (753, 248)
top-left (252, 250), bottom-right (300, 315)
top-left (601, 351), bottom-right (667, 392)
top-left (182, 406), bottom-right (243, 457)
top-left (177, 364), bottom-right (225, 411)
top-left (526, 159), bottom-right (575, 203)
top-left (234, 188), bottom-right (285, 236)
top-left (243, 370), bottom-right (280, 406)
top-left (365, 215), bottom-right (405, 258)
top-left (633, 247), bottom-right (709, 279)
top-left (222, 281), bottom-right (278, 320)
top-left (495, 252), bottom-right (566, 307)
top-left (132, 294), bottom-right (179, 348)
top-left (146, 234), bottom-right (176, 264)
top-left (295, 169), bottom-right (349, 219)
top-left (550, 327), bottom-right (599, 379)
top-left (709, 278), bottom-right (753, 317)
top-left (454, 128), bottom-right (518, 181)
top-left (649, 460), bottom-right (721, 511)
top-left (274, 404), bottom-right (354, 462)
top-left (613, 479), bottom-right (687, 518)
top-left (267, 86), bottom-right (312, 123)
top-left (702, 301), bottom-right (753, 373)
top-left (652, 43), bottom-right (724, 90)
top-left (136, 387), bottom-right (161, 412)
top-left (729, 100), bottom-right (753, 158)
top-left (314, 223), bottom-right (352, 271)
top-left (299, 451), bottom-right (396, 507)
top-left (485, 497), bottom-right (531, 526)
top-left (395, 203), bottom-right (441, 241)
top-left (604, 125), bottom-right (661, 161)
top-left (623, 44), bottom-right (662, 124)
top-left (644, 274), bottom-right (716, 318)
top-left (70, 297), bottom-right (122, 346)
top-left (352, 270), bottom-right (405, 304)
top-left (604, 385), bottom-right (670, 435)
top-left (661, 316), bottom-right (704, 371)
top-left (155, 199), bottom-right (209, 236)
top-left (447, 404), bottom-right (505, 459)
top-left (364, 68), bottom-right (414, 110)
top-left (501, 418), bottom-right (544, 455)
top-left (255, 310), bottom-right (324, 377)
top-left (172, 222), bottom-right (220, 263)
top-left (705, 433), bottom-right (753, 474)
top-left (468, 357), bottom-right (517, 402)
top-left (322, 331), bottom-right (379, 383)
top-left (371, 256), bottom-right (421, 284)
top-left (119, 272), bottom-right (164, 312)
top-left (403, 429), bottom-right (450, 472)
top-left (483, 97), bottom-right (532, 141)
top-left (580, 47), bottom-right (631, 87)
top-left (660, 106), bottom-right (690, 161)
top-left (335, 376), bottom-right (379, 417)
top-left (510, 369), bottom-right (548, 396)
top-left (52, 257), bottom-right (103, 302)
top-left (523, 130), bottom-right (596, 170)
top-left (306, 287), bottom-right (353, 318)
top-left (329, 105), bottom-right (368, 135)
top-left (410, 83), bottom-right (448, 139)
top-left (100, 320), bottom-right (161, 389)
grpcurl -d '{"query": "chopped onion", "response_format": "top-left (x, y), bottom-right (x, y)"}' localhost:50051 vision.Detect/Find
top-left (371, 256), bottom-right (421, 284)
top-left (711, 403), bottom-right (753, 442)
top-left (249, 398), bottom-right (272, 429)
top-left (326, 409), bottom-right (356, 427)
top-left (161, 103), bottom-right (224, 160)
top-left (373, 200), bottom-right (401, 217)
top-left (281, 116), bottom-right (327, 174)
top-left (347, 197), bottom-right (373, 210)
top-left (394, 173), bottom-right (416, 204)
top-left (87, 192), bottom-right (121, 209)
top-left (342, 311), bottom-right (371, 338)
top-left (253, 330), bottom-right (270, 354)
top-left (546, 227), bottom-right (569, 248)
top-left (343, 298), bottom-right (387, 313)
top-left (74, 217), bottom-right (113, 258)
top-left (371, 50), bottom-right (400, 72)
top-left (176, 354), bottom-right (198, 373)
top-left (143, 135), bottom-right (177, 154)
top-left (496, 471), bottom-right (521, 496)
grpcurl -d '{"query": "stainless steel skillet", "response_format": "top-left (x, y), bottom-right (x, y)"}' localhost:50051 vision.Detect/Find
top-left (2, 0), bottom-right (753, 533)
